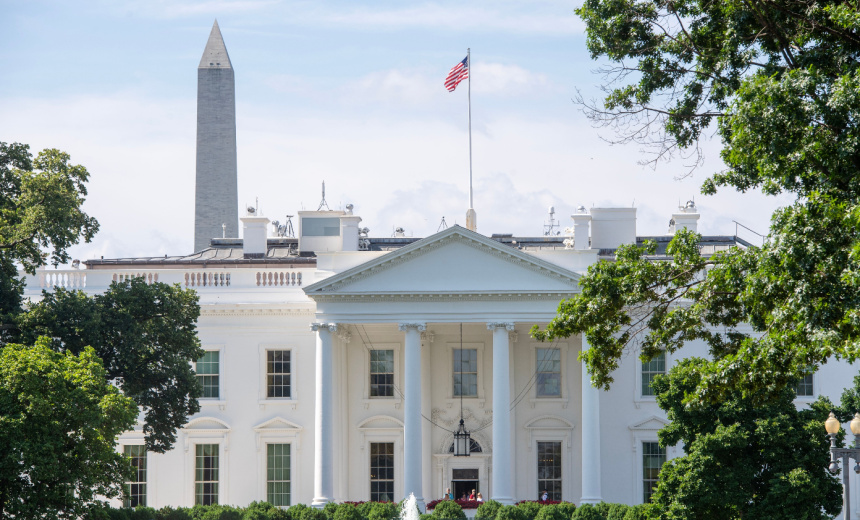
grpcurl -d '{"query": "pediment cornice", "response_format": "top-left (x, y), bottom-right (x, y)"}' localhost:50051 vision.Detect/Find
top-left (305, 226), bottom-right (581, 297)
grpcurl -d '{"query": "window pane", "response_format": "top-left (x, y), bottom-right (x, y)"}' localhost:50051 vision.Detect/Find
top-left (196, 351), bottom-right (220, 399)
top-left (370, 442), bottom-right (395, 502)
top-left (123, 445), bottom-right (147, 507)
top-left (370, 350), bottom-right (394, 398)
top-left (641, 352), bottom-right (666, 397)
top-left (453, 349), bottom-right (478, 397)
top-left (267, 443), bottom-right (291, 506)
top-left (537, 441), bottom-right (562, 501)
top-left (796, 372), bottom-right (814, 397)
top-left (642, 442), bottom-right (666, 503)
top-left (303, 217), bottom-right (341, 236)
top-left (267, 350), bottom-right (291, 398)
top-left (195, 444), bottom-right (219, 505)
top-left (537, 348), bottom-right (562, 397)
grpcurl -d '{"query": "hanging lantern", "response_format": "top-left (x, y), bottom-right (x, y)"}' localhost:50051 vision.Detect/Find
top-left (453, 418), bottom-right (471, 457)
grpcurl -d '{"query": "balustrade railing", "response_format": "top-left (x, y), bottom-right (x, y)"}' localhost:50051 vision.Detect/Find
top-left (39, 271), bottom-right (86, 289)
top-left (256, 270), bottom-right (302, 286)
top-left (185, 272), bottom-right (231, 287)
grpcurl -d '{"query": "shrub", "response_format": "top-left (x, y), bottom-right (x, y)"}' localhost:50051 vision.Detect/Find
top-left (367, 501), bottom-right (399, 520)
top-left (555, 503), bottom-right (576, 519)
top-left (106, 509), bottom-right (131, 520)
top-left (334, 504), bottom-right (362, 520)
top-left (592, 504), bottom-right (611, 519)
top-left (572, 504), bottom-right (604, 520)
top-left (534, 505), bottom-right (565, 520)
top-left (323, 502), bottom-right (339, 520)
top-left (288, 504), bottom-right (309, 520)
top-left (356, 503), bottom-right (375, 519)
top-left (475, 500), bottom-right (502, 520)
top-left (299, 507), bottom-right (327, 520)
top-left (432, 500), bottom-right (466, 520)
top-left (202, 505), bottom-right (243, 520)
top-left (130, 507), bottom-right (159, 520)
top-left (605, 505), bottom-right (629, 520)
top-left (242, 501), bottom-right (274, 520)
top-left (495, 505), bottom-right (525, 520)
top-left (621, 505), bottom-right (650, 520)
top-left (420, 515), bottom-right (434, 520)
top-left (515, 502), bottom-right (541, 520)
top-left (157, 506), bottom-right (193, 520)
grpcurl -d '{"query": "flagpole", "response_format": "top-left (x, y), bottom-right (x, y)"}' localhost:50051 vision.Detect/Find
top-left (467, 48), bottom-right (473, 210)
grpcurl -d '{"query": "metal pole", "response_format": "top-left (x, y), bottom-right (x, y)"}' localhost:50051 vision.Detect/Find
top-left (845, 456), bottom-right (851, 520)
top-left (467, 48), bottom-right (473, 209)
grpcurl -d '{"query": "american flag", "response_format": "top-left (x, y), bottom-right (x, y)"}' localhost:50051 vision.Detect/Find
top-left (444, 56), bottom-right (469, 92)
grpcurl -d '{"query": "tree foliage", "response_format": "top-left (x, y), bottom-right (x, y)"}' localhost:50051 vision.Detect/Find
top-left (17, 278), bottom-right (203, 452)
top-left (0, 339), bottom-right (138, 519)
top-left (647, 359), bottom-right (841, 519)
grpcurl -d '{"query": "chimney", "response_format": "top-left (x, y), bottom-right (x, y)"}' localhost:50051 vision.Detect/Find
top-left (340, 207), bottom-right (362, 251)
top-left (241, 213), bottom-right (270, 258)
top-left (669, 200), bottom-right (700, 234)
top-left (590, 207), bottom-right (637, 249)
top-left (571, 206), bottom-right (592, 250)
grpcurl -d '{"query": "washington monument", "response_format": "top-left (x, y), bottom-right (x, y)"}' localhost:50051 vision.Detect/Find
top-left (194, 20), bottom-right (238, 252)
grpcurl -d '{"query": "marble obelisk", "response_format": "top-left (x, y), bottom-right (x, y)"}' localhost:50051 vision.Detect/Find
top-left (194, 20), bottom-right (238, 252)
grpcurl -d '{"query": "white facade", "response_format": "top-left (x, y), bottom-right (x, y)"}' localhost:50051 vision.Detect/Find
top-left (23, 208), bottom-right (860, 516)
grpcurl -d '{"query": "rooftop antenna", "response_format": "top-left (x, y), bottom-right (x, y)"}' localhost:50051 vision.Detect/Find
top-left (317, 181), bottom-right (331, 211)
top-left (284, 215), bottom-right (295, 238)
top-left (438, 216), bottom-right (448, 232)
top-left (543, 206), bottom-right (559, 236)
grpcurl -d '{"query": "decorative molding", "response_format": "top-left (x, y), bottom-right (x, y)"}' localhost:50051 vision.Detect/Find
top-left (431, 407), bottom-right (493, 453)
top-left (487, 322), bottom-right (516, 331)
top-left (181, 417), bottom-right (231, 452)
top-left (335, 327), bottom-right (352, 343)
top-left (304, 227), bottom-right (582, 297)
top-left (398, 323), bottom-right (426, 332)
top-left (509, 330), bottom-right (519, 343)
top-left (421, 330), bottom-right (436, 344)
top-left (201, 307), bottom-right (315, 317)
top-left (310, 323), bottom-right (338, 333)
top-left (629, 415), bottom-right (670, 431)
top-left (252, 417), bottom-right (303, 452)
top-left (524, 415), bottom-right (576, 450)
top-left (310, 291), bottom-right (577, 303)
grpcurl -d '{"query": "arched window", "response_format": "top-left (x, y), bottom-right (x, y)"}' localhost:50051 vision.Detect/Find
top-left (448, 438), bottom-right (482, 453)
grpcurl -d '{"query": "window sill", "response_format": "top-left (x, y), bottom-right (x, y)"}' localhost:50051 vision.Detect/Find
top-left (362, 398), bottom-right (402, 409)
top-left (445, 398), bottom-right (486, 409)
top-left (258, 399), bottom-right (298, 410)
top-left (199, 399), bottom-right (227, 410)
top-left (528, 397), bottom-right (569, 409)
top-left (633, 396), bottom-right (657, 409)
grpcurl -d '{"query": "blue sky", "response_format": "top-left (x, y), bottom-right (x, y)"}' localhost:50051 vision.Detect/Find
top-left (0, 0), bottom-right (790, 259)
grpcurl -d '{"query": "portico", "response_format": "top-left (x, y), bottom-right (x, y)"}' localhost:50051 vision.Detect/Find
top-left (304, 226), bottom-right (602, 508)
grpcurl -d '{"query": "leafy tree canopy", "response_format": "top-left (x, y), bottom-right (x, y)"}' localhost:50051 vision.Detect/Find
top-left (647, 358), bottom-right (841, 519)
top-left (537, 0), bottom-right (860, 405)
top-left (17, 278), bottom-right (203, 452)
top-left (0, 339), bottom-right (138, 519)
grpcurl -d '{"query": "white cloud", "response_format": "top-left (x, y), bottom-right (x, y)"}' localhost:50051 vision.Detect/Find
top-left (471, 63), bottom-right (553, 95)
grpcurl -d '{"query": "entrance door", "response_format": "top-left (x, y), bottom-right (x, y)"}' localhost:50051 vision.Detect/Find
top-left (452, 468), bottom-right (479, 500)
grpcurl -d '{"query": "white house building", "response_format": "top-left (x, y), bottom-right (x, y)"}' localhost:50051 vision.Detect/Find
top-left (20, 21), bottom-right (860, 518)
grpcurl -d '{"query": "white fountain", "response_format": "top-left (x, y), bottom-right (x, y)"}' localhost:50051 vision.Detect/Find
top-left (401, 493), bottom-right (421, 520)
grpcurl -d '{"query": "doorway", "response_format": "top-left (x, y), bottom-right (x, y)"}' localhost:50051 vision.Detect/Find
top-left (452, 468), bottom-right (479, 500)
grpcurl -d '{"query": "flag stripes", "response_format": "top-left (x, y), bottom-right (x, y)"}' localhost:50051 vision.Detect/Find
top-left (445, 56), bottom-right (469, 92)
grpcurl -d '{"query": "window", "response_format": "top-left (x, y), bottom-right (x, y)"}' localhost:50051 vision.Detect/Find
top-left (796, 372), bottom-right (814, 397)
top-left (536, 348), bottom-right (562, 397)
top-left (303, 217), bottom-right (340, 236)
top-left (197, 351), bottom-right (220, 399)
top-left (123, 445), bottom-right (146, 507)
top-left (370, 350), bottom-right (394, 398)
top-left (453, 349), bottom-right (478, 397)
top-left (267, 444), bottom-right (291, 506)
top-left (195, 444), bottom-right (219, 505)
top-left (537, 441), bottom-right (562, 501)
top-left (642, 442), bottom-right (666, 503)
top-left (370, 442), bottom-right (394, 502)
top-left (267, 350), bottom-right (291, 398)
top-left (641, 352), bottom-right (666, 397)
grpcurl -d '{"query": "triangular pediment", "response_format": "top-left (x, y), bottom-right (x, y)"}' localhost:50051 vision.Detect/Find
top-left (305, 226), bottom-right (581, 297)
top-left (253, 417), bottom-right (302, 432)
top-left (183, 417), bottom-right (231, 431)
top-left (629, 415), bottom-right (669, 431)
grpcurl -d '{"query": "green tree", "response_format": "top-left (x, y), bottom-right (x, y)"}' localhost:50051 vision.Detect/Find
top-left (17, 278), bottom-right (203, 452)
top-left (646, 359), bottom-right (841, 519)
top-left (0, 142), bottom-right (98, 340)
top-left (535, 0), bottom-right (860, 406)
top-left (0, 339), bottom-right (138, 519)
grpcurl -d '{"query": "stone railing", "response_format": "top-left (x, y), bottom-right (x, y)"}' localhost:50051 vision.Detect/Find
top-left (25, 268), bottom-right (313, 296)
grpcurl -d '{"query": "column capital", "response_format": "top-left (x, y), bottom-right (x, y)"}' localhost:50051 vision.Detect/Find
top-left (487, 322), bottom-right (515, 331)
top-left (398, 323), bottom-right (427, 332)
top-left (310, 322), bottom-right (338, 333)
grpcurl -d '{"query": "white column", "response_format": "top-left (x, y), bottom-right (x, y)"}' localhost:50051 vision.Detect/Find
top-left (400, 322), bottom-right (426, 510)
top-left (312, 323), bottom-right (336, 507)
top-left (580, 335), bottom-right (602, 504)
top-left (489, 322), bottom-right (515, 505)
